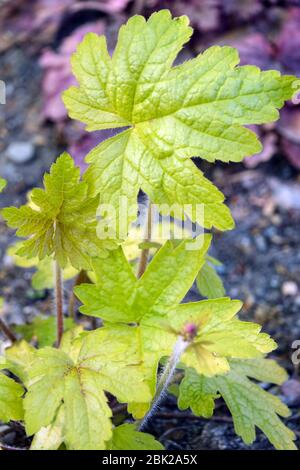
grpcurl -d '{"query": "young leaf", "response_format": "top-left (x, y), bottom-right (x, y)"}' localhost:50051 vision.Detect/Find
top-left (178, 358), bottom-right (296, 450)
top-left (4, 340), bottom-right (36, 385)
top-left (63, 10), bottom-right (299, 232)
top-left (169, 300), bottom-right (276, 376)
top-left (0, 358), bottom-right (24, 422)
top-left (2, 153), bottom-right (112, 270)
top-left (24, 327), bottom-right (151, 450)
top-left (196, 259), bottom-right (225, 299)
top-left (75, 236), bottom-right (275, 415)
top-left (30, 406), bottom-right (65, 451)
top-left (75, 236), bottom-right (212, 403)
top-left (108, 424), bottom-right (164, 450)
top-left (15, 316), bottom-right (75, 347)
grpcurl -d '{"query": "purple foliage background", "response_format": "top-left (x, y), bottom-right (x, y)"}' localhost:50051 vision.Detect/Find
top-left (1, 0), bottom-right (300, 170)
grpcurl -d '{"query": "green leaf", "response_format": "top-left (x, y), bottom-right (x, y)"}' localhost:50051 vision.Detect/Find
top-left (30, 406), bottom-right (65, 450)
top-left (0, 177), bottom-right (7, 193)
top-left (2, 153), bottom-right (113, 269)
top-left (76, 236), bottom-right (211, 414)
top-left (206, 255), bottom-right (222, 266)
top-left (75, 235), bottom-right (275, 416)
top-left (108, 424), bottom-right (164, 450)
top-left (0, 360), bottom-right (24, 422)
top-left (178, 358), bottom-right (296, 450)
top-left (168, 299), bottom-right (276, 376)
top-left (14, 316), bottom-right (75, 347)
top-left (76, 236), bottom-right (211, 322)
top-left (196, 260), bottom-right (225, 299)
top-left (178, 372), bottom-right (217, 418)
top-left (4, 340), bottom-right (36, 385)
top-left (63, 10), bottom-right (299, 233)
top-left (24, 327), bottom-right (151, 450)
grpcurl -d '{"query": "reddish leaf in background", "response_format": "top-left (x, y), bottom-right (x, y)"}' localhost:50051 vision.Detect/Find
top-left (39, 21), bottom-right (112, 171)
top-left (275, 9), bottom-right (300, 169)
top-left (228, 33), bottom-right (276, 70)
top-left (244, 127), bottom-right (277, 168)
top-left (165, 0), bottom-right (220, 33)
top-left (40, 21), bottom-right (105, 122)
top-left (36, 1), bottom-right (300, 170)
top-left (278, 107), bottom-right (300, 169)
top-left (0, 0), bottom-right (73, 50)
top-left (223, 17), bottom-right (300, 169)
top-left (222, 0), bottom-right (262, 21)
top-left (150, 0), bottom-right (263, 32)
top-left (68, 128), bottom-right (122, 172)
top-left (71, 0), bottom-right (131, 14)
top-left (277, 8), bottom-right (300, 76)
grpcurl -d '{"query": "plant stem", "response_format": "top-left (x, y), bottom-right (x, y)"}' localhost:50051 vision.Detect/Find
top-left (68, 269), bottom-right (90, 318)
top-left (138, 336), bottom-right (189, 431)
top-left (137, 200), bottom-right (152, 278)
top-left (0, 318), bottom-right (16, 343)
top-left (54, 260), bottom-right (63, 347)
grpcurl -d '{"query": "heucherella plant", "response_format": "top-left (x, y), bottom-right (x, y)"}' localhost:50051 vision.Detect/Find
top-left (0, 10), bottom-right (299, 451)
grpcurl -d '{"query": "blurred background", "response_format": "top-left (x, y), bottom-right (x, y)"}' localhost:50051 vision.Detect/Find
top-left (1, 0), bottom-right (300, 450)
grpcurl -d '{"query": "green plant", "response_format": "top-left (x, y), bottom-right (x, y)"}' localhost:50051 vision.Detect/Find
top-left (0, 10), bottom-right (299, 450)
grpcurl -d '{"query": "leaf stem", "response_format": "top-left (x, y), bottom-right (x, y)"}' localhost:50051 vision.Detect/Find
top-left (54, 260), bottom-right (64, 347)
top-left (0, 318), bottom-right (16, 343)
top-left (138, 336), bottom-right (189, 431)
top-left (137, 200), bottom-right (152, 278)
top-left (68, 269), bottom-right (90, 318)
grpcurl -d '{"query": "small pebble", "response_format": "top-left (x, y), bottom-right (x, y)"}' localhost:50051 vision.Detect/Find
top-left (281, 379), bottom-right (300, 406)
top-left (6, 141), bottom-right (35, 164)
top-left (281, 281), bottom-right (298, 296)
top-left (254, 234), bottom-right (267, 252)
top-left (270, 276), bottom-right (279, 289)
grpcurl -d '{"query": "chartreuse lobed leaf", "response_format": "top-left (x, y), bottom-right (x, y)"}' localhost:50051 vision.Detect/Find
top-left (178, 358), bottom-right (296, 450)
top-left (0, 356), bottom-right (24, 422)
top-left (24, 327), bottom-right (151, 450)
top-left (30, 406), bottom-right (65, 450)
top-left (76, 235), bottom-right (211, 407)
top-left (30, 415), bottom-right (163, 451)
top-left (6, 219), bottom-right (191, 291)
top-left (2, 153), bottom-right (113, 270)
top-left (168, 299), bottom-right (276, 376)
top-left (4, 340), bottom-right (36, 385)
top-left (63, 9), bottom-right (299, 233)
top-left (108, 424), bottom-right (164, 450)
top-left (196, 259), bottom-right (225, 299)
top-left (75, 235), bottom-right (275, 417)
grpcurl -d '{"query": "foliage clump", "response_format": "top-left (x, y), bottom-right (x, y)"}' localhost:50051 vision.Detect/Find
top-left (0, 10), bottom-right (299, 450)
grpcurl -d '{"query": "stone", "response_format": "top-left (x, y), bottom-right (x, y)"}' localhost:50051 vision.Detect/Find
top-left (281, 379), bottom-right (300, 406)
top-left (6, 141), bottom-right (35, 164)
top-left (281, 281), bottom-right (298, 296)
